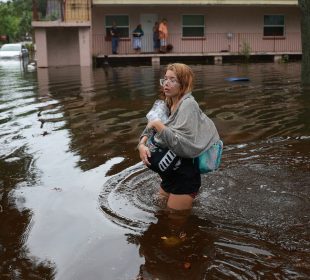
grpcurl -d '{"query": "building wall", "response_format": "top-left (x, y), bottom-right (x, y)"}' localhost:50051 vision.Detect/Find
top-left (46, 28), bottom-right (80, 66)
top-left (79, 27), bottom-right (92, 66)
top-left (92, 5), bottom-right (300, 55)
top-left (35, 29), bottom-right (48, 67)
top-left (92, 6), bottom-right (300, 34)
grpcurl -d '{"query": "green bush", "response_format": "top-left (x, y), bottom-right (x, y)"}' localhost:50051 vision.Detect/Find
top-left (240, 41), bottom-right (251, 62)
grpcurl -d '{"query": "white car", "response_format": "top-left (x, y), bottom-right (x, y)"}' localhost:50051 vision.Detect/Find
top-left (0, 43), bottom-right (29, 59)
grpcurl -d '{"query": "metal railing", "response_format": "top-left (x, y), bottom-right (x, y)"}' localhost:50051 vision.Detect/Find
top-left (93, 32), bottom-right (301, 56)
top-left (33, 0), bottom-right (90, 21)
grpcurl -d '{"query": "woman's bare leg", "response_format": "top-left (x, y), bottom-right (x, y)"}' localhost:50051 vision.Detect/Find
top-left (153, 187), bottom-right (169, 208)
top-left (158, 187), bottom-right (169, 197)
top-left (167, 194), bottom-right (193, 210)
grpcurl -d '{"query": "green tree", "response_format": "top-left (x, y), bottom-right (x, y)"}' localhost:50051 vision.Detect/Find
top-left (12, 0), bottom-right (32, 41)
top-left (299, 0), bottom-right (310, 86)
top-left (0, 0), bottom-right (32, 42)
top-left (0, 4), bottom-right (19, 42)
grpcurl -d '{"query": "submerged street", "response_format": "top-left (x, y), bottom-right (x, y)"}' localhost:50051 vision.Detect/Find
top-left (0, 61), bottom-right (309, 279)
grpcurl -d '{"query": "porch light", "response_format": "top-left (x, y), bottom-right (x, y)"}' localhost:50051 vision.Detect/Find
top-left (227, 32), bottom-right (233, 39)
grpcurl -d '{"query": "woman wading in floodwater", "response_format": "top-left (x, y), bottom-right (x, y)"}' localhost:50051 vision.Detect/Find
top-left (138, 63), bottom-right (220, 211)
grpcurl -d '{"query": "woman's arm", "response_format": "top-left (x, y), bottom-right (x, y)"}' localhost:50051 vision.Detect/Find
top-left (138, 120), bottom-right (165, 165)
top-left (147, 119), bottom-right (165, 132)
top-left (138, 135), bottom-right (151, 165)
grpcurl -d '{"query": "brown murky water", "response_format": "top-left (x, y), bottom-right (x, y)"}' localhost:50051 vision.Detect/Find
top-left (0, 60), bottom-right (309, 280)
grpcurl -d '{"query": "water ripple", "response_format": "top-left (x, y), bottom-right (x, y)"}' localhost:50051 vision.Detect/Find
top-left (99, 137), bottom-right (310, 279)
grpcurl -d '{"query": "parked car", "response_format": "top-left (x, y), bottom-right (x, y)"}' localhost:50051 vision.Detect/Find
top-left (0, 43), bottom-right (29, 59)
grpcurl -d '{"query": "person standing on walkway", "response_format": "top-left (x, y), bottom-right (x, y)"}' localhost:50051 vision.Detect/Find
top-left (159, 18), bottom-right (168, 53)
top-left (110, 22), bottom-right (120, 54)
top-left (153, 22), bottom-right (160, 53)
top-left (132, 24), bottom-right (144, 53)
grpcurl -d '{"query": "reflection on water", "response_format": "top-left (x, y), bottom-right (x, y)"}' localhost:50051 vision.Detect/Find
top-left (0, 61), bottom-right (309, 279)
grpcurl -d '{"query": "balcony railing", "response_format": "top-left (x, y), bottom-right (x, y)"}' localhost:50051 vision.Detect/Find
top-left (93, 32), bottom-right (301, 56)
top-left (33, 0), bottom-right (90, 22)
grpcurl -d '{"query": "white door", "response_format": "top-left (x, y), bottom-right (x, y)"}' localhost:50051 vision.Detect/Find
top-left (140, 14), bottom-right (158, 53)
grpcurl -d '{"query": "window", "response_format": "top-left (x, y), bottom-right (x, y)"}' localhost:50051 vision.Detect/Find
top-left (105, 15), bottom-right (129, 38)
top-left (182, 15), bottom-right (205, 37)
top-left (264, 15), bottom-right (285, 36)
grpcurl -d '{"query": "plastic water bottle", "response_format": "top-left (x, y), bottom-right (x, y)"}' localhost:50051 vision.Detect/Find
top-left (146, 100), bottom-right (169, 123)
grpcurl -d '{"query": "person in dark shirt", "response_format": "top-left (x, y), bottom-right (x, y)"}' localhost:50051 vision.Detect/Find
top-left (153, 22), bottom-right (160, 53)
top-left (110, 22), bottom-right (119, 54)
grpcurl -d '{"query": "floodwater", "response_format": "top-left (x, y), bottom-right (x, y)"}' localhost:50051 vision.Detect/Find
top-left (0, 60), bottom-right (309, 280)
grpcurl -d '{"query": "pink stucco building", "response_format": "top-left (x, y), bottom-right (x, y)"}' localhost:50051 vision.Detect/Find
top-left (32, 0), bottom-right (300, 67)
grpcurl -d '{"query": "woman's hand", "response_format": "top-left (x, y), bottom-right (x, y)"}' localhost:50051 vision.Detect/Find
top-left (138, 143), bottom-right (151, 166)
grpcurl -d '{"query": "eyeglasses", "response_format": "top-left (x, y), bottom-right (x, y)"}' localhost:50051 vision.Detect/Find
top-left (159, 78), bottom-right (179, 86)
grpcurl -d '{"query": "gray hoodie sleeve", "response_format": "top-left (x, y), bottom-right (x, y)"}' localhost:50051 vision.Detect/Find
top-left (155, 95), bottom-right (219, 158)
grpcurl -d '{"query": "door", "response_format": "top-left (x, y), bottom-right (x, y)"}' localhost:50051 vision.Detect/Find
top-left (140, 14), bottom-right (158, 53)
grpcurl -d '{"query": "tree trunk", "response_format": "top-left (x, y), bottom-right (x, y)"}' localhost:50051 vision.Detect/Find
top-left (299, 0), bottom-right (310, 86)
top-left (32, 0), bottom-right (37, 21)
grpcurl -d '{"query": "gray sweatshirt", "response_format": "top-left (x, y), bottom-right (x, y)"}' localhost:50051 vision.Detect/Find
top-left (142, 93), bottom-right (220, 158)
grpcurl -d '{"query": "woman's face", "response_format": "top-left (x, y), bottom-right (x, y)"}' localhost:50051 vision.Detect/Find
top-left (162, 70), bottom-right (180, 99)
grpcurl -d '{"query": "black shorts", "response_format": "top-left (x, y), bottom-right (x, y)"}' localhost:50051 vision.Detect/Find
top-left (160, 157), bottom-right (201, 195)
top-left (146, 137), bottom-right (201, 195)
